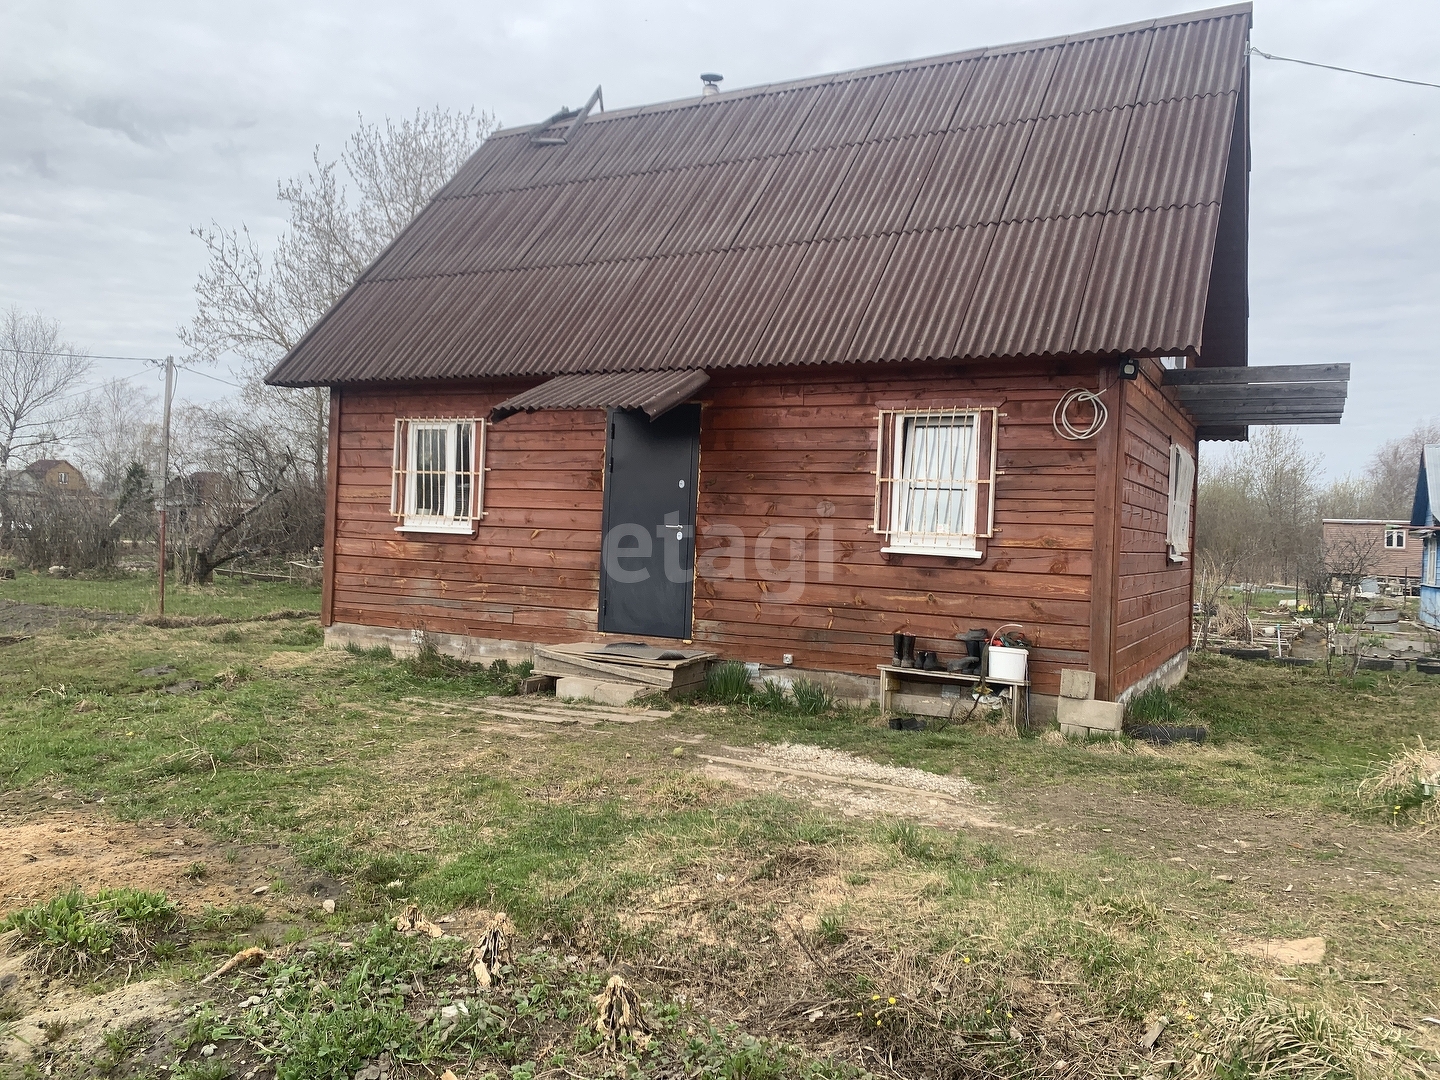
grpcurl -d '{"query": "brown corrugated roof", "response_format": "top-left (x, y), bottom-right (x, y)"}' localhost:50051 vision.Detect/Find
top-left (267, 3), bottom-right (1251, 388)
top-left (490, 369), bottom-right (712, 421)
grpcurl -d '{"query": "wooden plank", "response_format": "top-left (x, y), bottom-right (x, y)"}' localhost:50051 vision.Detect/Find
top-left (322, 388), bottom-right (342, 627)
top-left (1163, 363), bottom-right (1349, 386)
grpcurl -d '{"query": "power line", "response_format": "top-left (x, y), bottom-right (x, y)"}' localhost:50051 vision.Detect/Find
top-left (0, 346), bottom-right (249, 390)
top-left (0, 347), bottom-right (164, 363)
top-left (1250, 46), bottom-right (1440, 91)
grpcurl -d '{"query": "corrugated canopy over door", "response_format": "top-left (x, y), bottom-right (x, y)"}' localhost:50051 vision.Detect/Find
top-left (489, 369), bottom-right (711, 421)
top-left (266, 3), bottom-right (1253, 389)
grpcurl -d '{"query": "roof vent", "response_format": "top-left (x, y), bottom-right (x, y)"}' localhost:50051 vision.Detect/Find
top-left (701, 73), bottom-right (723, 96)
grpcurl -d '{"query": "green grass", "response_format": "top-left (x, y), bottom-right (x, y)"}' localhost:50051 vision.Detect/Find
top-left (0, 568), bottom-right (319, 620)
top-left (2, 604), bottom-right (1438, 1078)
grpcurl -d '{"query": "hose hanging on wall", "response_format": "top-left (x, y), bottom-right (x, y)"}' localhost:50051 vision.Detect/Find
top-left (1052, 387), bottom-right (1109, 441)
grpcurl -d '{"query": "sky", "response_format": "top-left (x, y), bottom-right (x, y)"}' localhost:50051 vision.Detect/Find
top-left (1, 0), bottom-right (1437, 478)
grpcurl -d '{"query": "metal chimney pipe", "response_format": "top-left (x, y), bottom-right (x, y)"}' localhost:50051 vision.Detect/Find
top-left (701, 73), bottom-right (723, 96)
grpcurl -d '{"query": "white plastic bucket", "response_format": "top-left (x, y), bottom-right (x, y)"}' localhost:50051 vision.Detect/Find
top-left (986, 645), bottom-right (1028, 683)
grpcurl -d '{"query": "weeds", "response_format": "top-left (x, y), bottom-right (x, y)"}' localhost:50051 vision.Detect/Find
top-left (1, 888), bottom-right (177, 975)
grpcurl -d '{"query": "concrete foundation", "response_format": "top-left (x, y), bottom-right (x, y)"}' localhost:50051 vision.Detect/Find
top-left (1115, 648), bottom-right (1190, 704)
top-left (325, 622), bottom-right (535, 664)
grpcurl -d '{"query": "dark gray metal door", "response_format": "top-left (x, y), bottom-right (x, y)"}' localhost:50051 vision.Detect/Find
top-left (598, 406), bottom-right (700, 639)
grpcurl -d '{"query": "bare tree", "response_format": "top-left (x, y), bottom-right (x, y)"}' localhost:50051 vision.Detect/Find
top-left (179, 107), bottom-right (497, 487)
top-left (0, 307), bottom-right (90, 470)
top-left (168, 404), bottom-right (306, 584)
top-left (1196, 428), bottom-right (1323, 588)
top-left (1364, 418), bottom-right (1440, 519)
top-left (75, 376), bottom-right (162, 496)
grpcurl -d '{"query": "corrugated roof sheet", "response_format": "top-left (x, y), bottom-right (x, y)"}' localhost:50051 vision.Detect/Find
top-left (490, 369), bottom-right (712, 421)
top-left (267, 3), bottom-right (1251, 387)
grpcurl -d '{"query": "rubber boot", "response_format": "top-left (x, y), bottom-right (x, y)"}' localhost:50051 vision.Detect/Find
top-left (892, 633), bottom-right (905, 667)
top-left (901, 635), bottom-right (916, 668)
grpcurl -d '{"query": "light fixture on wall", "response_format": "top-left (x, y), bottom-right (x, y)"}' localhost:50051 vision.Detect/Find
top-left (1118, 354), bottom-right (1139, 380)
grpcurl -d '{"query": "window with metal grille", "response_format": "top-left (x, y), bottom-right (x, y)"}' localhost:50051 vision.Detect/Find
top-left (390, 418), bottom-right (485, 534)
top-left (1166, 443), bottom-right (1195, 561)
top-left (1385, 528), bottom-right (1406, 549)
top-left (873, 408), bottom-right (997, 558)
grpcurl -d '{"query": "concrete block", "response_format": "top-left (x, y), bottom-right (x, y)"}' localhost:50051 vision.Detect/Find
top-left (556, 677), bottom-right (641, 706)
top-left (1060, 722), bottom-right (1121, 740)
top-left (1057, 696), bottom-right (1124, 731)
top-left (1059, 669), bottom-right (1096, 700)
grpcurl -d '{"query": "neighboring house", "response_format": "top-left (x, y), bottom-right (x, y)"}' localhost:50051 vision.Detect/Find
top-left (1412, 447), bottom-right (1440, 629)
top-left (11, 459), bottom-right (89, 495)
top-left (1321, 519), bottom-right (1422, 587)
top-left (266, 3), bottom-right (1349, 709)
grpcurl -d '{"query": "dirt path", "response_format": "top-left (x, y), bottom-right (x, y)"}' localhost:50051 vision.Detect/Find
top-left (0, 597), bottom-right (133, 638)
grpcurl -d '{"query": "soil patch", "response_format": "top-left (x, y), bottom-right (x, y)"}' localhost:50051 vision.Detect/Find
top-left (0, 795), bottom-right (339, 918)
top-left (701, 743), bottom-right (999, 829)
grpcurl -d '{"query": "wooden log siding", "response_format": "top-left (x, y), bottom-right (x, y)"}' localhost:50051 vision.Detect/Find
top-left (326, 359), bottom-right (1172, 698)
top-left (1112, 361), bottom-right (1197, 695)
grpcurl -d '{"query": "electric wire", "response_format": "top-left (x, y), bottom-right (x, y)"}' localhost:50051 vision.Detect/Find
top-left (1249, 46), bottom-right (1440, 91)
top-left (1052, 386), bottom-right (1109, 441)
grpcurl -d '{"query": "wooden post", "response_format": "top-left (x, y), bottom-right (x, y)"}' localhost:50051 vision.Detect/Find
top-left (158, 357), bottom-right (174, 616)
top-left (1089, 366), bottom-right (1124, 700)
top-left (320, 387), bottom-right (342, 627)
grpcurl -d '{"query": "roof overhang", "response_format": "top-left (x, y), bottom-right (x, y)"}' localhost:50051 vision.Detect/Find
top-left (1162, 363), bottom-right (1349, 442)
top-left (489, 369), bottom-right (711, 423)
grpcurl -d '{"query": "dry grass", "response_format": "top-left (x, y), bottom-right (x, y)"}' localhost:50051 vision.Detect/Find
top-left (1181, 994), bottom-right (1431, 1080)
top-left (1357, 737), bottom-right (1440, 828)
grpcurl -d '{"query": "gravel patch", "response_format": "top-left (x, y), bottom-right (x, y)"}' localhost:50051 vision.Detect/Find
top-left (753, 742), bottom-right (979, 798)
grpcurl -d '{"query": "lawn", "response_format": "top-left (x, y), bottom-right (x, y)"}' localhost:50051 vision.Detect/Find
top-left (0, 568), bottom-right (320, 621)
top-left (0, 587), bottom-right (1437, 1079)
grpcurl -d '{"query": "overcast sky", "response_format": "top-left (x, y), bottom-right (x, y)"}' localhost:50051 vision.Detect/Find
top-left (1, 0), bottom-right (1436, 477)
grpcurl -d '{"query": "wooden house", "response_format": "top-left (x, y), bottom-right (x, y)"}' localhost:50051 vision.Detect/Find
top-left (1412, 447), bottom-right (1440, 629)
top-left (1320, 519), bottom-right (1422, 589)
top-left (266, 3), bottom-right (1349, 712)
top-left (12, 459), bottom-right (89, 495)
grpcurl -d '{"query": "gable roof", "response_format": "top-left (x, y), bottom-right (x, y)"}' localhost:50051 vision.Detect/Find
top-left (1413, 446), bottom-right (1440, 528)
top-left (267, 4), bottom-right (1251, 388)
top-left (22, 459), bottom-right (80, 478)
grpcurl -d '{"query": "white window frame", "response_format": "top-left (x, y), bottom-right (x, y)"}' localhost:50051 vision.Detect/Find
top-left (873, 408), bottom-right (997, 559)
top-left (1427, 537), bottom-right (1439, 587)
top-left (1385, 528), bottom-right (1406, 549)
top-left (390, 417), bottom-right (485, 534)
top-left (1166, 443), bottom-right (1195, 562)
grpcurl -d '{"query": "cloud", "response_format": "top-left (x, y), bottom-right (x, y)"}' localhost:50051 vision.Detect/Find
top-left (0, 0), bottom-right (1437, 472)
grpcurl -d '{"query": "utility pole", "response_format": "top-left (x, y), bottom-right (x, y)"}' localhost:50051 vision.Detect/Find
top-left (158, 357), bottom-right (174, 616)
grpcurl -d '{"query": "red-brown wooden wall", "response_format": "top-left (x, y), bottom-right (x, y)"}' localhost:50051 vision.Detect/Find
top-left (1112, 364), bottom-right (1197, 694)
top-left (325, 358), bottom-right (1197, 699)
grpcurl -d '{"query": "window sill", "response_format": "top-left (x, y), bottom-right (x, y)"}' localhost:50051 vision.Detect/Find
top-left (1168, 549), bottom-right (1189, 564)
top-left (395, 521), bottom-right (476, 536)
top-left (882, 544), bottom-right (983, 560)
